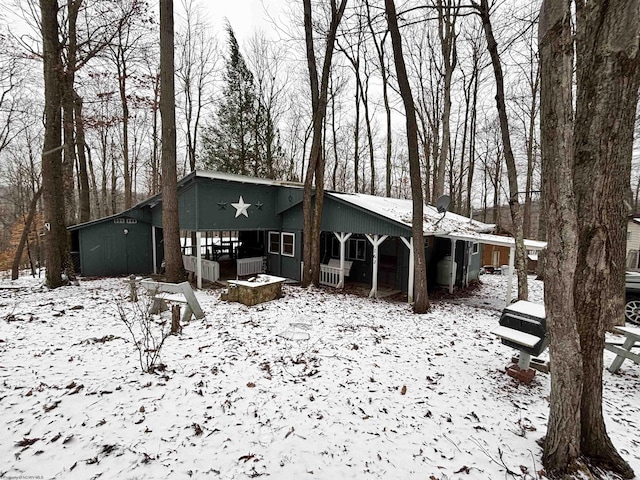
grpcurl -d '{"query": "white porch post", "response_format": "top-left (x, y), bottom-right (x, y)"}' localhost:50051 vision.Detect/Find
top-left (400, 237), bottom-right (414, 303)
top-left (196, 231), bottom-right (202, 289)
top-left (449, 239), bottom-right (456, 294)
top-left (366, 234), bottom-right (388, 298)
top-left (152, 226), bottom-right (158, 275)
top-left (506, 246), bottom-right (515, 305)
top-left (334, 232), bottom-right (352, 288)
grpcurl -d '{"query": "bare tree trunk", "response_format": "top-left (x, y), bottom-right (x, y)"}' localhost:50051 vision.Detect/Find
top-left (116, 41), bottom-right (132, 209)
top-left (12, 188), bottom-right (42, 280)
top-left (74, 90), bottom-right (90, 223)
top-left (476, 0), bottom-right (528, 300)
top-left (40, 0), bottom-right (67, 289)
top-left (301, 0), bottom-right (347, 287)
top-left (465, 55), bottom-right (479, 216)
top-left (365, 5), bottom-right (391, 197)
top-left (572, 1), bottom-right (638, 476)
top-left (433, 0), bottom-right (459, 202)
top-left (160, 0), bottom-right (185, 283)
top-left (539, 1), bottom-right (582, 473)
top-left (385, 0), bottom-right (429, 313)
top-left (540, 1), bottom-right (639, 477)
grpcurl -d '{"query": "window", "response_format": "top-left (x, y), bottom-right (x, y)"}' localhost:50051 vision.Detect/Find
top-left (126, 218), bottom-right (138, 224)
top-left (628, 231), bottom-right (632, 241)
top-left (472, 242), bottom-right (479, 254)
top-left (114, 218), bottom-right (125, 224)
top-left (268, 232), bottom-right (280, 254)
top-left (281, 232), bottom-right (295, 257)
top-left (348, 238), bottom-right (366, 261)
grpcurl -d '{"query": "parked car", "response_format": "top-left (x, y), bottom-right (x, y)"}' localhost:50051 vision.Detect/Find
top-left (625, 272), bottom-right (640, 324)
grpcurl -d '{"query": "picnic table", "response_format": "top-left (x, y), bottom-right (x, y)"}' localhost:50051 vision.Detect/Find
top-left (605, 326), bottom-right (640, 373)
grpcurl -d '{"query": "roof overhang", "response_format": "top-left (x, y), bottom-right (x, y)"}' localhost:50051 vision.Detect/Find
top-left (436, 232), bottom-right (547, 250)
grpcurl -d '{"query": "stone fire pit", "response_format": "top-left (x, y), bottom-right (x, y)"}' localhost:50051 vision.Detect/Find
top-left (221, 274), bottom-right (286, 306)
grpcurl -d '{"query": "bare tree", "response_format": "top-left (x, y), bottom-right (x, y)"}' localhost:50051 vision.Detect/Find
top-left (540, 0), bottom-right (639, 477)
top-left (40, 0), bottom-right (68, 288)
top-left (432, 0), bottom-right (460, 202)
top-left (473, 0), bottom-right (528, 300)
top-left (160, 0), bottom-right (185, 283)
top-left (301, 0), bottom-right (347, 287)
top-left (385, 0), bottom-right (429, 313)
top-left (176, 0), bottom-right (217, 172)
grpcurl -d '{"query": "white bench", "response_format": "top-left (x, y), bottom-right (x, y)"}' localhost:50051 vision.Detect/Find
top-left (491, 325), bottom-right (544, 371)
top-left (140, 280), bottom-right (205, 323)
top-left (491, 325), bottom-right (540, 349)
top-left (327, 258), bottom-right (353, 276)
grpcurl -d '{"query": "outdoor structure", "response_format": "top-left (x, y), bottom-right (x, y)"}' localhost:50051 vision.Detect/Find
top-left (69, 171), bottom-right (546, 303)
top-left (626, 214), bottom-right (640, 269)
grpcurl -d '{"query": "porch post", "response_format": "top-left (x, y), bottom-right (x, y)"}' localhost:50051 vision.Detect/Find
top-left (506, 246), bottom-right (515, 305)
top-left (196, 231), bottom-right (202, 289)
top-left (400, 237), bottom-right (414, 303)
top-left (449, 239), bottom-right (456, 294)
top-left (366, 234), bottom-right (388, 298)
top-left (152, 226), bottom-right (157, 275)
top-left (334, 232), bottom-right (352, 288)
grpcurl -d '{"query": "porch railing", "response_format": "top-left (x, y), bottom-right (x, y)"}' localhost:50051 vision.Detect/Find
top-left (319, 264), bottom-right (342, 287)
top-left (237, 256), bottom-right (265, 277)
top-left (301, 262), bottom-right (344, 288)
top-left (182, 255), bottom-right (220, 283)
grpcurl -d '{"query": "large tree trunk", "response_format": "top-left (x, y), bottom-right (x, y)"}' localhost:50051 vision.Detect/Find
top-left (572, 1), bottom-right (639, 477)
top-left (477, 0), bottom-right (528, 300)
top-left (40, 0), bottom-right (68, 289)
top-left (160, 0), bottom-right (185, 283)
top-left (540, 0), bottom-right (639, 477)
top-left (301, 0), bottom-right (347, 287)
top-left (538, 0), bottom-right (582, 474)
top-left (385, 0), bottom-right (429, 313)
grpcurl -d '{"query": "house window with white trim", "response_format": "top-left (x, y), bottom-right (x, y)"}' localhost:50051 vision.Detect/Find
top-left (472, 242), bottom-right (479, 254)
top-left (348, 238), bottom-right (366, 261)
top-left (281, 232), bottom-right (295, 257)
top-left (268, 232), bottom-right (280, 254)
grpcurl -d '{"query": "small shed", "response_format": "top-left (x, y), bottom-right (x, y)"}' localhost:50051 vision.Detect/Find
top-left (69, 212), bottom-right (154, 277)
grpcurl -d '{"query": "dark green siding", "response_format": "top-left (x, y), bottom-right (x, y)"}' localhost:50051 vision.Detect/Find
top-left (322, 196), bottom-right (411, 237)
top-left (194, 179), bottom-right (281, 231)
top-left (78, 218), bottom-right (153, 276)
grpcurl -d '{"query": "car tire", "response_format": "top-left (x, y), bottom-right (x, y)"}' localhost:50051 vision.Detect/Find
top-left (624, 297), bottom-right (640, 325)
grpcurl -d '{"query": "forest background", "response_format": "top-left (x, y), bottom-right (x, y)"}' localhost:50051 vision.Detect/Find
top-left (0, 0), bottom-right (638, 267)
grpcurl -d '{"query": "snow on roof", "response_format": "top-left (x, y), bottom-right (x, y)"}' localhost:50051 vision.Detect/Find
top-left (194, 170), bottom-right (303, 188)
top-left (327, 191), bottom-right (493, 236)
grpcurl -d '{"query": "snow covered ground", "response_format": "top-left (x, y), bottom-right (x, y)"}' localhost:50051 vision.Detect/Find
top-left (0, 273), bottom-right (638, 479)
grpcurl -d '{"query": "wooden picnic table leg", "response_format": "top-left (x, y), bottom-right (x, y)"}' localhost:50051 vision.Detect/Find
top-left (608, 335), bottom-right (636, 373)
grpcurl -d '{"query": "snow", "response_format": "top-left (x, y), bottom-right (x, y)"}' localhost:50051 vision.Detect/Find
top-left (328, 191), bottom-right (492, 236)
top-left (504, 301), bottom-right (546, 320)
top-left (1, 273), bottom-right (639, 479)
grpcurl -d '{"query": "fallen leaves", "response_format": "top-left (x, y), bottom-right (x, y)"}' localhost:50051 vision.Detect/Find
top-left (15, 437), bottom-right (39, 447)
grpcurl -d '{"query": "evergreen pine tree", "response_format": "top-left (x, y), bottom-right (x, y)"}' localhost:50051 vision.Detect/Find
top-left (202, 23), bottom-right (284, 179)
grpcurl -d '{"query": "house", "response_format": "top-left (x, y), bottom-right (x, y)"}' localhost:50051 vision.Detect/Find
top-left (626, 215), bottom-right (640, 269)
top-left (69, 171), bottom-right (546, 302)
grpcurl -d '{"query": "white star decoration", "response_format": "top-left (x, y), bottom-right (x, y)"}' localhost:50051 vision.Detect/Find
top-left (231, 196), bottom-right (251, 218)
